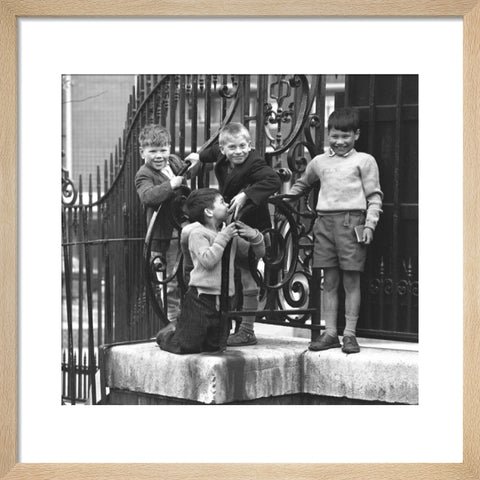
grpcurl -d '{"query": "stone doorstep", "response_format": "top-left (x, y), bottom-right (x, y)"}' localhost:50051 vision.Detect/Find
top-left (103, 335), bottom-right (418, 405)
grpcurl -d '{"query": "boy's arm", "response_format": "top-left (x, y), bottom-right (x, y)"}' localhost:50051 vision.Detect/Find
top-left (199, 143), bottom-right (221, 164)
top-left (189, 228), bottom-right (233, 270)
top-left (248, 230), bottom-right (265, 259)
top-left (287, 159), bottom-right (319, 197)
top-left (360, 155), bottom-right (383, 231)
top-left (170, 153), bottom-right (200, 179)
top-left (241, 158), bottom-right (282, 205)
top-left (135, 169), bottom-right (174, 208)
top-left (235, 224), bottom-right (265, 259)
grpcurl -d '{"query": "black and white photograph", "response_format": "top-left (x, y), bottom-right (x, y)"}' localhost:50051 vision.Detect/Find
top-left (13, 13), bottom-right (468, 471)
top-left (61, 74), bottom-right (419, 406)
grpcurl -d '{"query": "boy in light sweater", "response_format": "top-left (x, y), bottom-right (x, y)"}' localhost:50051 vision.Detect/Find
top-left (158, 188), bottom-right (265, 354)
top-left (287, 107), bottom-right (383, 354)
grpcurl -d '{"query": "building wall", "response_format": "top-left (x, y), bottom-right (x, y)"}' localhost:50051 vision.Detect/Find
top-left (64, 75), bottom-right (135, 191)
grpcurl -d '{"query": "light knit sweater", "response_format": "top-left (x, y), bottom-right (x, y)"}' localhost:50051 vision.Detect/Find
top-left (288, 149), bottom-right (383, 230)
top-left (184, 222), bottom-right (265, 296)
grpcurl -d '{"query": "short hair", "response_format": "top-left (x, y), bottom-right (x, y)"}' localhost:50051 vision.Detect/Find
top-left (139, 124), bottom-right (171, 147)
top-left (327, 107), bottom-right (360, 132)
top-left (219, 122), bottom-right (251, 146)
top-left (185, 188), bottom-right (222, 224)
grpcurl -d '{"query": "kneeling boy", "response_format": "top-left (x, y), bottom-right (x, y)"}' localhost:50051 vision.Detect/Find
top-left (158, 188), bottom-right (265, 354)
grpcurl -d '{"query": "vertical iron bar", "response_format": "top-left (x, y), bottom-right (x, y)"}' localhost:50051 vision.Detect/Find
top-left (220, 241), bottom-right (233, 347)
top-left (123, 202), bottom-right (132, 339)
top-left (109, 153), bottom-right (114, 187)
top-left (221, 74), bottom-right (228, 121)
top-left (255, 75), bottom-right (268, 157)
top-left (315, 75), bottom-right (326, 151)
top-left (62, 209), bottom-right (76, 405)
top-left (242, 74), bottom-right (250, 128)
top-left (97, 167), bottom-right (103, 348)
top-left (104, 243), bottom-right (113, 344)
top-left (204, 75), bottom-right (212, 141)
top-left (364, 75), bottom-right (377, 332)
top-left (62, 349), bottom-right (66, 399)
top-left (344, 76), bottom-right (351, 106)
top-left (169, 75), bottom-right (176, 153)
top-left (378, 257), bottom-right (385, 328)
top-left (77, 180), bottom-right (84, 396)
top-left (72, 351), bottom-right (77, 401)
top-left (82, 206), bottom-right (96, 404)
top-left (405, 258), bottom-right (413, 333)
top-left (391, 75), bottom-right (403, 331)
top-left (191, 75), bottom-right (198, 190)
top-left (83, 352), bottom-right (87, 402)
top-left (179, 75), bottom-right (186, 158)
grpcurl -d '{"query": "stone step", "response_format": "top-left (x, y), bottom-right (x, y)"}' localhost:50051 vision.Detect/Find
top-left (101, 335), bottom-right (418, 405)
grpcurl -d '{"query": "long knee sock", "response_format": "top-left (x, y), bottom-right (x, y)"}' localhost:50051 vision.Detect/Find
top-left (239, 291), bottom-right (257, 333)
top-left (343, 315), bottom-right (358, 337)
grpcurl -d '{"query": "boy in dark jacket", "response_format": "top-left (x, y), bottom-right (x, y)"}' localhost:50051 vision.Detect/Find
top-left (190, 123), bottom-right (281, 345)
top-left (135, 124), bottom-right (199, 323)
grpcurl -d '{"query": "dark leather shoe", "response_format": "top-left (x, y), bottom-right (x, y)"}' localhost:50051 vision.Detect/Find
top-left (342, 335), bottom-right (360, 354)
top-left (308, 333), bottom-right (341, 351)
top-left (227, 330), bottom-right (257, 346)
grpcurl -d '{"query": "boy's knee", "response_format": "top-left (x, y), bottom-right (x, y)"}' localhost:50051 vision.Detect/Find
top-left (323, 268), bottom-right (340, 291)
top-left (343, 271), bottom-right (361, 291)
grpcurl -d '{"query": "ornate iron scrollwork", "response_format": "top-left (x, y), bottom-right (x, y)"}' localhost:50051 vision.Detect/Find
top-left (264, 75), bottom-right (318, 155)
top-left (219, 76), bottom-right (239, 99)
top-left (62, 167), bottom-right (77, 206)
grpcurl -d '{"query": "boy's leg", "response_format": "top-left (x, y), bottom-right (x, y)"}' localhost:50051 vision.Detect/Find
top-left (323, 267), bottom-right (341, 337)
top-left (158, 287), bottom-right (207, 354)
top-left (227, 267), bottom-right (258, 347)
top-left (309, 267), bottom-right (341, 351)
top-left (165, 242), bottom-right (181, 323)
top-left (204, 297), bottom-right (232, 353)
top-left (342, 270), bottom-right (361, 353)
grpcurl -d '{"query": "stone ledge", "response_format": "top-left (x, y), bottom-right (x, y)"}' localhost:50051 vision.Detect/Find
top-left (102, 335), bottom-right (418, 405)
top-left (103, 336), bottom-right (308, 404)
top-left (303, 347), bottom-right (418, 404)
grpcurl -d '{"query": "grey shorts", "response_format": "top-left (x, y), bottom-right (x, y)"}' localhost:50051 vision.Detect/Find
top-left (313, 211), bottom-right (367, 272)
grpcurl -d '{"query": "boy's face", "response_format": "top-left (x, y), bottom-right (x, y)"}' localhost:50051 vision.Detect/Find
top-left (208, 194), bottom-right (229, 222)
top-left (220, 134), bottom-right (251, 166)
top-left (328, 128), bottom-right (359, 156)
top-left (140, 144), bottom-right (171, 171)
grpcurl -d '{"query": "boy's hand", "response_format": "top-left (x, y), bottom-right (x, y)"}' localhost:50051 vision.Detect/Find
top-left (170, 176), bottom-right (183, 189)
top-left (235, 220), bottom-right (258, 240)
top-left (221, 222), bottom-right (238, 241)
top-left (228, 192), bottom-right (247, 219)
top-left (363, 227), bottom-right (374, 245)
top-left (185, 152), bottom-right (200, 171)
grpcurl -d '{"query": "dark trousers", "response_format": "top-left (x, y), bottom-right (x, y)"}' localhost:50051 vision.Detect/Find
top-left (158, 287), bottom-right (231, 354)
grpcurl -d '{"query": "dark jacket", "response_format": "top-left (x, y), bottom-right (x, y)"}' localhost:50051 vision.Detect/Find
top-left (135, 154), bottom-right (187, 252)
top-left (199, 144), bottom-right (281, 231)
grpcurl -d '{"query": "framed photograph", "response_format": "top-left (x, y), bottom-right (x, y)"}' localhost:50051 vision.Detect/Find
top-left (1, 1), bottom-right (478, 479)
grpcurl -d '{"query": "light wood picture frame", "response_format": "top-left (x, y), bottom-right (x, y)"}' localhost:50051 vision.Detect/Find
top-left (1, 1), bottom-right (478, 478)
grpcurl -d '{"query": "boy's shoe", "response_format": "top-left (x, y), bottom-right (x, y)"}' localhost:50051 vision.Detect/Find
top-left (308, 333), bottom-right (341, 351)
top-left (155, 321), bottom-right (176, 346)
top-left (227, 330), bottom-right (257, 346)
top-left (342, 335), bottom-right (360, 354)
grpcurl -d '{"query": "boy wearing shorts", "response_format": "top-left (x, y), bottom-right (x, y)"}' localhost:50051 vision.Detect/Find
top-left (287, 107), bottom-right (383, 353)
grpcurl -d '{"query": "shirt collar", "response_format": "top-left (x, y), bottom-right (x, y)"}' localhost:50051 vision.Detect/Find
top-left (328, 148), bottom-right (356, 158)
